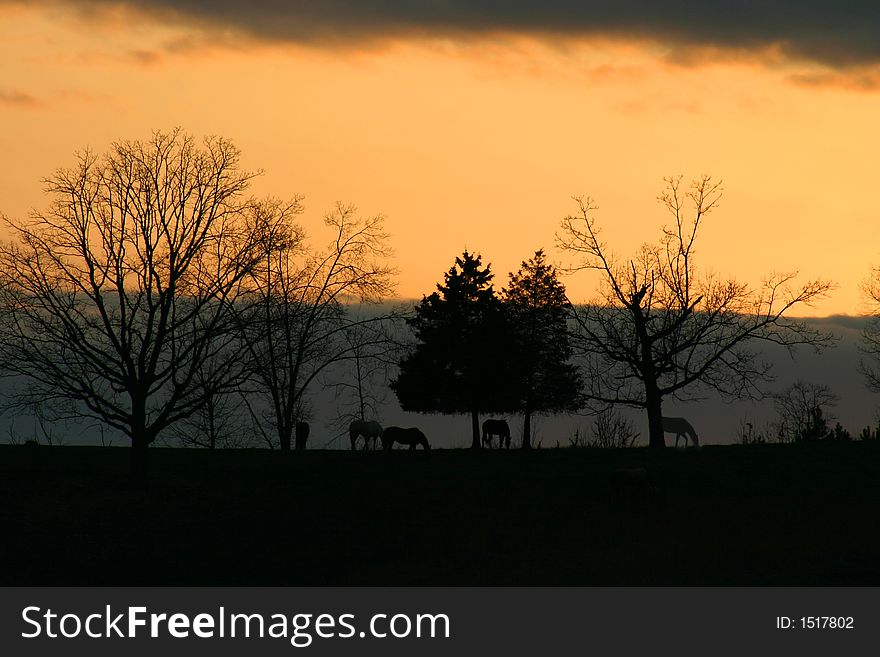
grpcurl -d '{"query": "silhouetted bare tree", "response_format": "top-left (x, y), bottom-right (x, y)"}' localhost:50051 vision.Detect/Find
top-left (324, 304), bottom-right (402, 446)
top-left (237, 201), bottom-right (396, 451)
top-left (0, 129), bottom-right (264, 476)
top-left (588, 409), bottom-right (640, 448)
top-left (773, 380), bottom-right (839, 443)
top-left (169, 367), bottom-right (253, 450)
top-left (859, 265), bottom-right (880, 393)
top-left (557, 176), bottom-right (834, 448)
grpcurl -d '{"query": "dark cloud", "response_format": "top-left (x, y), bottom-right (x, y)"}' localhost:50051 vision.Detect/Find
top-left (789, 68), bottom-right (880, 91)
top-left (0, 89), bottom-right (43, 108)
top-left (126, 48), bottom-right (162, 66)
top-left (6, 1), bottom-right (880, 69)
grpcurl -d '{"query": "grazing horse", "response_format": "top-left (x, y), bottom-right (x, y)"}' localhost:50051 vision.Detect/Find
top-left (662, 416), bottom-right (700, 447)
top-left (381, 426), bottom-right (431, 451)
top-left (349, 419), bottom-right (383, 451)
top-left (482, 418), bottom-right (511, 449)
top-left (295, 421), bottom-right (310, 450)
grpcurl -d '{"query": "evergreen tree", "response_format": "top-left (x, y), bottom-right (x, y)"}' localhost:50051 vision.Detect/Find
top-left (391, 251), bottom-right (514, 448)
top-left (503, 249), bottom-right (582, 448)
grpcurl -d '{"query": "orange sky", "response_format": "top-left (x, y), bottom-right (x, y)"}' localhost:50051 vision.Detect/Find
top-left (2, 3), bottom-right (880, 315)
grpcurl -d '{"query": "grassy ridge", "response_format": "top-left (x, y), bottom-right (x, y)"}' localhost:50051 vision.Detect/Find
top-left (1, 443), bottom-right (879, 585)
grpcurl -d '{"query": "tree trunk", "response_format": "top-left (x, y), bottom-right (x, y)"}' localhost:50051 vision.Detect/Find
top-left (356, 353), bottom-right (366, 422)
top-left (280, 425), bottom-right (292, 451)
top-left (295, 422), bottom-right (309, 451)
top-left (522, 410), bottom-right (532, 449)
top-left (470, 409), bottom-right (481, 449)
top-left (208, 399), bottom-right (216, 450)
top-left (130, 393), bottom-right (150, 480)
top-left (646, 387), bottom-right (665, 448)
top-left (632, 297), bottom-right (665, 448)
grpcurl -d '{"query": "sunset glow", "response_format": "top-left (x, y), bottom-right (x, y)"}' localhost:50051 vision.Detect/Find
top-left (2, 2), bottom-right (880, 314)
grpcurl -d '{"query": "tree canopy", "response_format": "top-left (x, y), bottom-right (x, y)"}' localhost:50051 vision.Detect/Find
top-left (503, 249), bottom-right (581, 448)
top-left (391, 251), bottom-right (515, 448)
top-left (0, 129), bottom-right (263, 475)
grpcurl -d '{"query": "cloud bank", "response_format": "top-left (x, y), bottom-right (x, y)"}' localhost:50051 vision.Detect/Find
top-left (6, 1), bottom-right (880, 70)
top-left (0, 89), bottom-right (42, 108)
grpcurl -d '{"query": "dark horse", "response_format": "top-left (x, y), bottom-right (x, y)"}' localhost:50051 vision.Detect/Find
top-left (382, 426), bottom-right (431, 451)
top-left (295, 421), bottom-right (310, 450)
top-left (349, 419), bottom-right (383, 451)
top-left (482, 418), bottom-right (511, 449)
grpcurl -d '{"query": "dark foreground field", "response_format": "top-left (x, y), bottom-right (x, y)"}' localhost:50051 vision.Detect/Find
top-left (2, 442), bottom-right (879, 585)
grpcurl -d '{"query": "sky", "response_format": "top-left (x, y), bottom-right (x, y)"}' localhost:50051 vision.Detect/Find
top-left (2, 1), bottom-right (880, 315)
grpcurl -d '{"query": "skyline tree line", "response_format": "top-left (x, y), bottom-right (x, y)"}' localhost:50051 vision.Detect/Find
top-left (0, 129), bottom-right (878, 468)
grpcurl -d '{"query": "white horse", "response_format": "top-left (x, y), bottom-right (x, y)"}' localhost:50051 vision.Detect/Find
top-left (349, 419), bottom-right (383, 451)
top-left (662, 416), bottom-right (699, 447)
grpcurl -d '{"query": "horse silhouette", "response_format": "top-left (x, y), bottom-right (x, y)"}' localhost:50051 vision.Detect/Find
top-left (662, 416), bottom-right (700, 447)
top-left (482, 418), bottom-right (511, 449)
top-left (349, 419), bottom-right (383, 451)
top-left (295, 421), bottom-right (310, 450)
top-left (382, 426), bottom-right (431, 451)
